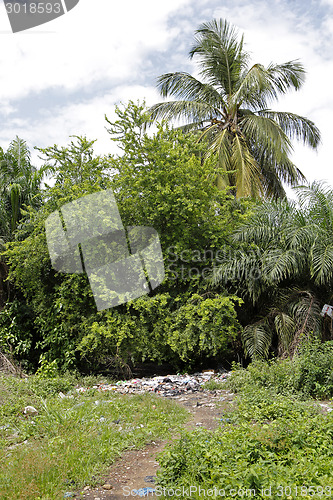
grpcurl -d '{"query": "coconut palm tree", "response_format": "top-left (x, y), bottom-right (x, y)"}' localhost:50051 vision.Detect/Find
top-left (212, 181), bottom-right (333, 358)
top-left (149, 19), bottom-right (321, 199)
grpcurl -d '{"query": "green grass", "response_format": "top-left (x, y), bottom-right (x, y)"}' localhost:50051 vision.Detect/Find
top-left (0, 374), bottom-right (188, 499)
top-left (156, 349), bottom-right (333, 499)
top-left (201, 378), bottom-right (227, 391)
top-left (157, 388), bottom-right (333, 499)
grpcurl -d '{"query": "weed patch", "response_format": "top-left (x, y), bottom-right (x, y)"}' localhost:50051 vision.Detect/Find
top-left (0, 374), bottom-right (188, 499)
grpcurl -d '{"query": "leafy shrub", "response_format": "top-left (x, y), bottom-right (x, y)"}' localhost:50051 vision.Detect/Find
top-left (157, 389), bottom-right (333, 498)
top-left (0, 299), bottom-right (37, 368)
top-left (293, 339), bottom-right (333, 398)
top-left (227, 359), bottom-right (298, 396)
top-left (35, 355), bottom-right (59, 379)
top-left (227, 340), bottom-right (333, 399)
top-left (78, 293), bottom-right (242, 370)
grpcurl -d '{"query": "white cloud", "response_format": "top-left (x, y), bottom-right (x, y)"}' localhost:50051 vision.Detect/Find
top-left (0, 84), bottom-right (161, 166)
top-left (0, 0), bottom-right (332, 189)
top-left (0, 0), bottom-right (190, 101)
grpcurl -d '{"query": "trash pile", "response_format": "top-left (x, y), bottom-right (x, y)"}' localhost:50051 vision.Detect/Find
top-left (75, 371), bottom-right (230, 397)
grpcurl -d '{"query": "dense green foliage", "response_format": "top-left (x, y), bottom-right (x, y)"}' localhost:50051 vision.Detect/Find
top-left (157, 366), bottom-right (333, 498)
top-left (77, 292), bottom-right (242, 370)
top-left (155, 341), bottom-right (333, 498)
top-left (213, 182), bottom-right (333, 359)
top-left (1, 103), bottom-right (245, 372)
top-left (150, 18), bottom-right (320, 199)
top-left (228, 339), bottom-right (333, 399)
top-left (0, 20), bottom-right (329, 373)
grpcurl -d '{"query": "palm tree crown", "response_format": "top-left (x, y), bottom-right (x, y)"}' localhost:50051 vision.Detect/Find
top-left (149, 19), bottom-right (321, 199)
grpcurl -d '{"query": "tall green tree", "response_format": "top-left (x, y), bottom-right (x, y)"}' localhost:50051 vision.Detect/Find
top-left (149, 19), bottom-right (321, 199)
top-left (2, 107), bottom-right (246, 371)
top-left (212, 181), bottom-right (333, 359)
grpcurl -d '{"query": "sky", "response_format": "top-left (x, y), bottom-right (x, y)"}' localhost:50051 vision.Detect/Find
top-left (0, 0), bottom-right (332, 190)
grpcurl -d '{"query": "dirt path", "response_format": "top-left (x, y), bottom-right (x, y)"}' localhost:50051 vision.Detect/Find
top-left (76, 389), bottom-right (234, 499)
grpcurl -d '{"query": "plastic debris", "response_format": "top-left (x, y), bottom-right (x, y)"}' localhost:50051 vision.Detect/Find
top-left (74, 371), bottom-right (230, 398)
top-left (23, 406), bottom-right (38, 416)
top-left (321, 304), bottom-right (333, 317)
top-left (144, 475), bottom-right (156, 484)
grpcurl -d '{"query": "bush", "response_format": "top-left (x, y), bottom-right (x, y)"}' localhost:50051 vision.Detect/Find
top-left (78, 293), bottom-right (242, 370)
top-left (157, 389), bottom-right (333, 498)
top-left (293, 339), bottom-right (333, 398)
top-left (227, 340), bottom-right (333, 399)
top-left (226, 359), bottom-right (298, 396)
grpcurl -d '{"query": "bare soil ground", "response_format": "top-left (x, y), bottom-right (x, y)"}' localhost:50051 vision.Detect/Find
top-left (76, 389), bottom-right (235, 500)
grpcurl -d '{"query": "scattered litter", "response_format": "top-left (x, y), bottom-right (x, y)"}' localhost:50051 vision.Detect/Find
top-left (23, 406), bottom-right (38, 416)
top-left (144, 475), bottom-right (156, 484)
top-left (74, 371), bottom-right (230, 398)
top-left (318, 403), bottom-right (333, 412)
top-left (102, 484), bottom-right (112, 490)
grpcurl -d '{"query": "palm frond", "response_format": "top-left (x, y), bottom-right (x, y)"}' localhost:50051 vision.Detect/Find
top-left (311, 240), bottom-right (333, 285)
top-left (262, 248), bottom-right (304, 285)
top-left (295, 182), bottom-right (333, 231)
top-left (258, 110), bottom-right (321, 149)
top-left (242, 322), bottom-right (272, 359)
top-left (205, 128), bottom-right (232, 173)
top-left (283, 220), bottom-right (316, 250)
top-left (234, 64), bottom-right (280, 109)
top-left (288, 291), bottom-right (322, 340)
top-left (231, 135), bottom-right (263, 198)
top-left (189, 19), bottom-right (249, 94)
top-left (274, 312), bottom-right (296, 351)
top-left (232, 200), bottom-right (289, 246)
top-left (148, 100), bottom-right (217, 124)
top-left (241, 114), bottom-right (293, 159)
top-left (156, 72), bottom-right (224, 107)
top-left (266, 60), bottom-right (306, 94)
top-left (259, 168), bottom-right (287, 200)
